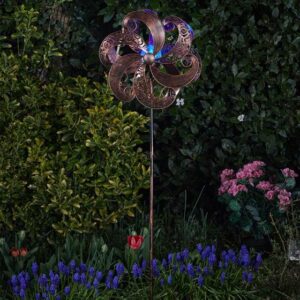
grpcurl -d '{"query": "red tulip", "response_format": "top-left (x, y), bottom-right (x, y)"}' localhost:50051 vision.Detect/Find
top-left (127, 235), bottom-right (144, 250)
top-left (10, 247), bottom-right (20, 257)
top-left (19, 247), bottom-right (28, 257)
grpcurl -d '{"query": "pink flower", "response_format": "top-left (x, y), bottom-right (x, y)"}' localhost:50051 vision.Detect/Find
top-left (252, 161), bottom-right (266, 167)
top-left (278, 189), bottom-right (292, 209)
top-left (265, 190), bottom-right (276, 200)
top-left (236, 161), bottom-right (265, 180)
top-left (220, 169), bottom-right (235, 183)
top-left (281, 168), bottom-right (298, 178)
top-left (228, 182), bottom-right (248, 196)
top-left (218, 179), bottom-right (236, 195)
top-left (256, 181), bottom-right (273, 191)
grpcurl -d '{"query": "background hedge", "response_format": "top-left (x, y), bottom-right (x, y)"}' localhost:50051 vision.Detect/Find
top-left (0, 0), bottom-right (299, 219)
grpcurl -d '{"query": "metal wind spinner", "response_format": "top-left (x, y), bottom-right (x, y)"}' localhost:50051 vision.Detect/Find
top-left (99, 9), bottom-right (201, 109)
top-left (99, 9), bottom-right (201, 298)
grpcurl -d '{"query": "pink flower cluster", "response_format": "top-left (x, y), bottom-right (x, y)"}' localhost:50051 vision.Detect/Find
top-left (218, 168), bottom-right (248, 196)
top-left (218, 162), bottom-right (297, 209)
top-left (236, 161), bottom-right (265, 180)
top-left (281, 168), bottom-right (299, 178)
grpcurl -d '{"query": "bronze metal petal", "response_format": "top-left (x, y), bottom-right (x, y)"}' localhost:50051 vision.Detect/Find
top-left (150, 53), bottom-right (201, 89)
top-left (99, 30), bottom-right (123, 67)
top-left (123, 10), bottom-right (165, 55)
top-left (108, 53), bottom-right (142, 102)
top-left (133, 64), bottom-right (179, 109)
top-left (123, 29), bottom-right (148, 54)
top-left (160, 16), bottom-right (193, 62)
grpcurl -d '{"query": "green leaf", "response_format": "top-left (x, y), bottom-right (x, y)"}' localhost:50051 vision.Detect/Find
top-left (285, 178), bottom-right (296, 189)
top-left (229, 200), bottom-right (241, 211)
top-left (245, 205), bottom-right (261, 221)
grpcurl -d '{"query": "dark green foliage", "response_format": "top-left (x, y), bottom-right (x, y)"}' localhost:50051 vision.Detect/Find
top-left (0, 4), bottom-right (149, 241)
top-left (98, 0), bottom-right (300, 207)
top-left (2, 1), bottom-right (298, 208)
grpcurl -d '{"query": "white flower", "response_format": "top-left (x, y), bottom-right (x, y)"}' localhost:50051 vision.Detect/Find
top-left (176, 98), bottom-right (184, 106)
top-left (237, 114), bottom-right (245, 122)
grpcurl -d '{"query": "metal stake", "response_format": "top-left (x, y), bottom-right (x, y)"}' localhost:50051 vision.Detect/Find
top-left (149, 108), bottom-right (154, 300)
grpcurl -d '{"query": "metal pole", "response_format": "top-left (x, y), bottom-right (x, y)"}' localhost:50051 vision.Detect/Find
top-left (149, 108), bottom-right (154, 300)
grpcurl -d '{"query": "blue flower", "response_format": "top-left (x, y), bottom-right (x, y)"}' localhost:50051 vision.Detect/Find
top-left (38, 274), bottom-right (48, 288)
top-left (116, 263), bottom-right (124, 276)
top-left (160, 278), bottom-right (164, 286)
top-left (167, 274), bottom-right (172, 285)
top-left (181, 248), bottom-right (189, 260)
top-left (58, 261), bottom-right (65, 273)
top-left (162, 258), bottom-right (168, 269)
top-left (73, 272), bottom-right (80, 283)
top-left (203, 266), bottom-right (209, 276)
top-left (86, 281), bottom-right (92, 289)
top-left (176, 252), bottom-right (182, 262)
top-left (64, 286), bottom-right (70, 295)
top-left (187, 263), bottom-right (194, 278)
top-left (80, 263), bottom-right (87, 273)
top-left (132, 263), bottom-right (141, 279)
top-left (11, 275), bottom-right (18, 287)
top-left (247, 272), bottom-right (254, 283)
top-left (32, 262), bottom-right (39, 275)
top-left (197, 275), bottom-right (204, 287)
top-left (112, 276), bottom-right (119, 289)
top-left (19, 288), bottom-right (26, 299)
top-left (35, 293), bottom-right (41, 300)
top-left (167, 253), bottom-right (173, 264)
top-left (96, 271), bottom-right (103, 281)
top-left (93, 278), bottom-right (99, 288)
top-left (49, 284), bottom-right (56, 295)
top-left (196, 243), bottom-right (202, 254)
top-left (201, 246), bottom-right (211, 260)
top-left (105, 276), bottom-right (111, 289)
top-left (242, 271), bottom-right (248, 282)
top-left (179, 264), bottom-right (186, 273)
top-left (141, 259), bottom-right (147, 271)
top-left (80, 273), bottom-right (86, 284)
top-left (208, 252), bottom-right (216, 266)
top-left (55, 296), bottom-right (61, 300)
top-left (107, 270), bottom-right (114, 278)
top-left (220, 272), bottom-right (226, 284)
top-left (69, 260), bottom-right (76, 270)
top-left (88, 266), bottom-right (95, 277)
top-left (152, 259), bottom-right (160, 277)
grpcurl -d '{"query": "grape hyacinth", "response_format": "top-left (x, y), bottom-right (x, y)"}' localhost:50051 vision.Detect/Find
top-left (8, 244), bottom-right (263, 299)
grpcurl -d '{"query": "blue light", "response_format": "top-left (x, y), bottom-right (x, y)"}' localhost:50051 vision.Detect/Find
top-left (154, 51), bottom-right (162, 59)
top-left (139, 49), bottom-right (147, 56)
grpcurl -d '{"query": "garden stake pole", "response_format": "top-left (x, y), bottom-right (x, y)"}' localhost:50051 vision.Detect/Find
top-left (149, 108), bottom-right (154, 300)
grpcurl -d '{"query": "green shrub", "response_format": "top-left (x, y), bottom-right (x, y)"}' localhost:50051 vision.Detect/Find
top-left (0, 5), bottom-right (149, 242)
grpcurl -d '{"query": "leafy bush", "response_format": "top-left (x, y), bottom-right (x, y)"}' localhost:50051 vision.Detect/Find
top-left (217, 161), bottom-right (298, 238)
top-left (0, 5), bottom-right (149, 241)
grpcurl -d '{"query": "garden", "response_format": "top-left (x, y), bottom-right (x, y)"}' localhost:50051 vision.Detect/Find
top-left (0, 0), bottom-right (299, 299)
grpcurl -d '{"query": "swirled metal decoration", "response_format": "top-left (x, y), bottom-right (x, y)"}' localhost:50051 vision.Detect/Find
top-left (99, 9), bottom-right (202, 109)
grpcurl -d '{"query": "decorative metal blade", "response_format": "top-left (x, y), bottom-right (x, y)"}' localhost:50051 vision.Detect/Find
top-left (108, 53), bottom-right (142, 102)
top-left (134, 64), bottom-right (179, 109)
top-left (123, 10), bottom-right (165, 55)
top-left (150, 53), bottom-right (200, 88)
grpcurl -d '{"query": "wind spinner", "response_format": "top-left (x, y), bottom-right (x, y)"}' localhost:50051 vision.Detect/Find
top-left (99, 9), bottom-right (202, 298)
